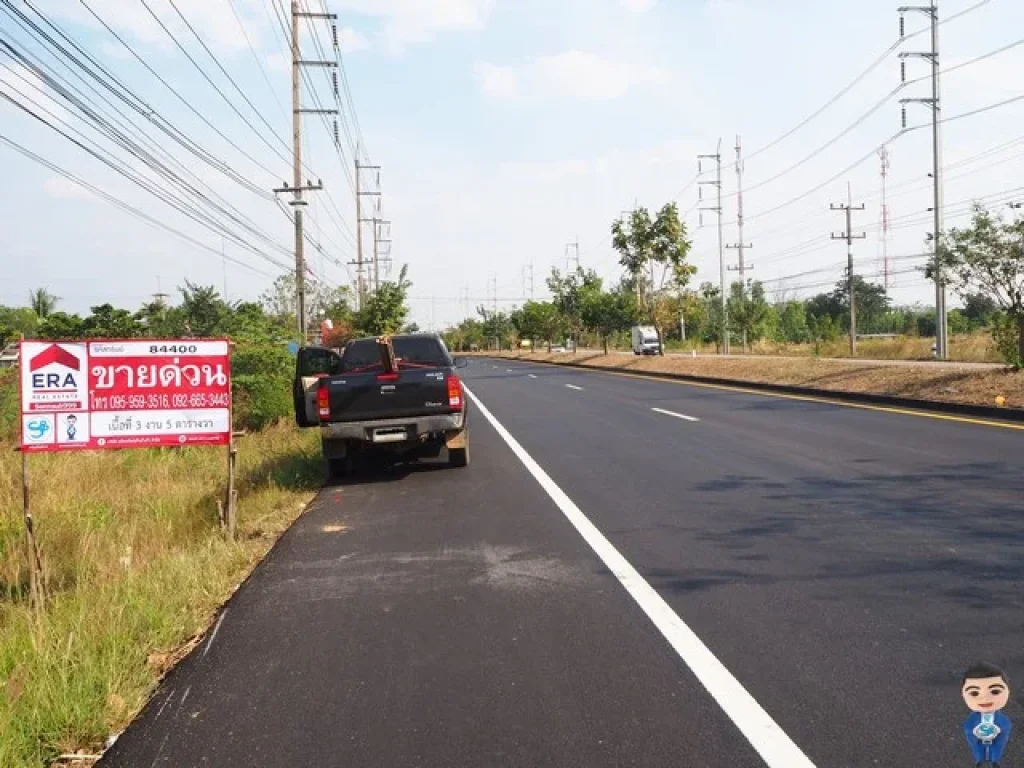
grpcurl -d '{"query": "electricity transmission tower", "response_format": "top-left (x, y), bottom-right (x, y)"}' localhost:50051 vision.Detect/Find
top-left (353, 157), bottom-right (381, 308)
top-left (726, 135), bottom-right (754, 351)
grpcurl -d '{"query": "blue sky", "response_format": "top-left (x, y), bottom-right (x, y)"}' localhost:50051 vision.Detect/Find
top-left (1, 0), bottom-right (1022, 330)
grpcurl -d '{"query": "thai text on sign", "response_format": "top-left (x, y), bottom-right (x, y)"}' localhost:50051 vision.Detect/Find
top-left (20, 339), bottom-right (231, 452)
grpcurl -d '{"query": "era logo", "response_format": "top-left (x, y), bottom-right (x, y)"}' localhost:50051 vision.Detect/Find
top-left (29, 344), bottom-right (81, 389)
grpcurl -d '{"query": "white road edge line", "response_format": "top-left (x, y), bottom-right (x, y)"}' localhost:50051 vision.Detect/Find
top-left (202, 610), bottom-right (228, 658)
top-left (652, 407), bottom-right (701, 423)
top-left (528, 374), bottom-right (538, 379)
top-left (464, 386), bottom-right (817, 768)
top-left (565, 384), bottom-right (584, 391)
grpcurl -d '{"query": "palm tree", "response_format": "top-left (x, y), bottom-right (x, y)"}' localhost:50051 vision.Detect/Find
top-left (29, 288), bottom-right (59, 319)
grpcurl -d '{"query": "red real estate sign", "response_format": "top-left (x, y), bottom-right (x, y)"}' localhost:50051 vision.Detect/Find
top-left (20, 340), bottom-right (231, 453)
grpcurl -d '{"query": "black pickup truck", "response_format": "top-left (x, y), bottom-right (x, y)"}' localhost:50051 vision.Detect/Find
top-left (292, 333), bottom-right (470, 475)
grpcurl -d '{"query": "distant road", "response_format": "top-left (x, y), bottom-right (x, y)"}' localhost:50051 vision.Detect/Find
top-left (101, 359), bottom-right (1023, 767)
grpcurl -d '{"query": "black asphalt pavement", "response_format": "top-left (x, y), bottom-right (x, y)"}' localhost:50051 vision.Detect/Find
top-left (101, 358), bottom-right (1024, 767)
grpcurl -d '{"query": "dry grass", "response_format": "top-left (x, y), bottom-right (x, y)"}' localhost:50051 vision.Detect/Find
top-left (0, 424), bottom-right (323, 768)
top-left (664, 332), bottom-right (1001, 363)
top-left (494, 351), bottom-right (1024, 410)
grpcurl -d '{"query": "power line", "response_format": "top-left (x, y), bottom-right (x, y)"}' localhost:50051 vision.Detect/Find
top-left (0, 48), bottom-right (295, 264)
top-left (0, 132), bottom-right (278, 279)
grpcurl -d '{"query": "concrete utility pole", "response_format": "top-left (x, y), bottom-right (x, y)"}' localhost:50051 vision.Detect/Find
top-left (831, 183), bottom-right (867, 356)
top-left (698, 140), bottom-right (729, 354)
top-left (899, 0), bottom-right (947, 359)
top-left (878, 146), bottom-right (892, 293)
top-left (273, 0), bottom-right (336, 339)
top-left (352, 155), bottom-right (381, 308)
top-left (727, 135), bottom-right (754, 351)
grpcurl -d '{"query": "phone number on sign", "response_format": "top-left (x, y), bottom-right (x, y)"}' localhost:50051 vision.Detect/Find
top-left (92, 392), bottom-right (231, 410)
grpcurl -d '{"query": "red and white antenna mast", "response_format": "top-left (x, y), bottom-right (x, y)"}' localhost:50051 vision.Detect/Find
top-left (878, 145), bottom-right (891, 293)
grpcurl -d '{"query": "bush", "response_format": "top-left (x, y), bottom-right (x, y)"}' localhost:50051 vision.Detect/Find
top-left (0, 369), bottom-right (16, 443)
top-left (991, 313), bottom-right (1022, 369)
top-left (231, 344), bottom-right (295, 431)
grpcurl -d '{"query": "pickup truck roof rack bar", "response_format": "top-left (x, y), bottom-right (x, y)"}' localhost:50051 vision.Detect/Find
top-left (377, 335), bottom-right (398, 375)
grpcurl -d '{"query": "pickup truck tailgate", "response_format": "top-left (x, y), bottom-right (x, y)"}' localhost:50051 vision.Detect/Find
top-left (323, 369), bottom-right (455, 422)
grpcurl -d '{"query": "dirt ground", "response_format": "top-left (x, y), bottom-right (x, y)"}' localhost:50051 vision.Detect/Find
top-left (490, 351), bottom-right (1024, 411)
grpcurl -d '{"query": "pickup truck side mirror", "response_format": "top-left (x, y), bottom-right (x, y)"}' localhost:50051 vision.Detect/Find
top-left (454, 357), bottom-right (469, 369)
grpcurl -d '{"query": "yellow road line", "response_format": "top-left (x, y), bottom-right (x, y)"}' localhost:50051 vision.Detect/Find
top-left (504, 357), bottom-right (1024, 432)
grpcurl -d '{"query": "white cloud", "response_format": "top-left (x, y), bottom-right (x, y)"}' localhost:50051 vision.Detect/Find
top-left (43, 176), bottom-right (94, 201)
top-left (265, 51), bottom-right (290, 74)
top-left (621, 0), bottom-right (656, 12)
top-left (337, 27), bottom-right (371, 54)
top-left (332, 0), bottom-right (493, 52)
top-left (475, 50), bottom-right (671, 103)
top-left (48, 0), bottom-right (266, 55)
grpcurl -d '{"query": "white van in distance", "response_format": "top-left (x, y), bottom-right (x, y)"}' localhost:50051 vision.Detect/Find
top-left (631, 326), bottom-right (661, 355)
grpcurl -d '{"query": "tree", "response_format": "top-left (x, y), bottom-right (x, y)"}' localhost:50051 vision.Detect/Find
top-left (779, 301), bottom-right (811, 343)
top-left (962, 292), bottom-right (998, 329)
top-left (82, 304), bottom-right (143, 338)
top-left (354, 265), bottom-right (411, 336)
top-left (29, 288), bottom-right (59, 319)
top-left (611, 202), bottom-right (696, 353)
top-left (933, 205), bottom-right (1024, 366)
top-left (727, 280), bottom-right (770, 350)
top-left (547, 267), bottom-right (602, 352)
top-left (698, 282), bottom-right (725, 348)
top-left (581, 289), bottom-right (635, 354)
top-left (180, 282), bottom-right (230, 338)
top-left (0, 306), bottom-right (40, 344)
top-left (38, 312), bottom-right (85, 340)
top-left (477, 306), bottom-right (515, 350)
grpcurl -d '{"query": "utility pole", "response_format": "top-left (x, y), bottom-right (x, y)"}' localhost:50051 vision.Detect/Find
top-left (726, 135), bottom-right (754, 351)
top-left (878, 146), bottom-right (891, 293)
top-left (899, 0), bottom-right (947, 359)
top-left (698, 140), bottom-right (728, 354)
top-left (831, 183), bottom-right (867, 356)
top-left (273, 0), bottom-right (336, 339)
top-left (352, 155), bottom-right (381, 308)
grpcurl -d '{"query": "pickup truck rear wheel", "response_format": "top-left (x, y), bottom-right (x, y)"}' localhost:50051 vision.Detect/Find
top-left (449, 446), bottom-right (469, 468)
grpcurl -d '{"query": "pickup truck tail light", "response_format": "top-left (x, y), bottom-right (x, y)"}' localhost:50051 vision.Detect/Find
top-left (447, 374), bottom-right (463, 411)
top-left (317, 381), bottom-right (330, 420)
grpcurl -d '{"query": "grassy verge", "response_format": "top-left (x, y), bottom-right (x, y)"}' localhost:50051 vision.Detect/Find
top-left (651, 333), bottom-right (1000, 362)
top-left (488, 351), bottom-right (1024, 410)
top-left (0, 423), bottom-right (323, 767)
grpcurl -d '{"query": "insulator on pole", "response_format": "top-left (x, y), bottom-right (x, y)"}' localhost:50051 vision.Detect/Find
top-left (900, 60), bottom-right (906, 83)
top-left (901, 106), bottom-right (908, 129)
top-left (332, 71), bottom-right (339, 96)
top-left (332, 24), bottom-right (338, 48)
top-left (899, 15), bottom-right (905, 37)
top-left (333, 119), bottom-right (339, 146)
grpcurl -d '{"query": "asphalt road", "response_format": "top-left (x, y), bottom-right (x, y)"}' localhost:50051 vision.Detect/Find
top-left (100, 358), bottom-right (1024, 768)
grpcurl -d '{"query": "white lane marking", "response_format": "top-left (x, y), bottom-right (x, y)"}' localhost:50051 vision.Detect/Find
top-left (652, 407), bottom-right (701, 423)
top-left (507, 369), bottom-right (515, 373)
top-left (464, 386), bottom-right (817, 768)
top-left (528, 374), bottom-right (538, 379)
top-left (202, 610), bottom-right (228, 658)
top-left (565, 384), bottom-right (584, 391)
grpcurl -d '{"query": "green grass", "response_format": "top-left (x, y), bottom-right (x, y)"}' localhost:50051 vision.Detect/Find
top-left (0, 424), bottom-right (323, 767)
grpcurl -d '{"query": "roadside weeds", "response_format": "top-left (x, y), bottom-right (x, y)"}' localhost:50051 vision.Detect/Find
top-left (0, 424), bottom-right (323, 768)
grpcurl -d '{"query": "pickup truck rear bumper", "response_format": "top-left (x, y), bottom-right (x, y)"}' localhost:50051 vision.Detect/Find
top-left (320, 412), bottom-right (465, 450)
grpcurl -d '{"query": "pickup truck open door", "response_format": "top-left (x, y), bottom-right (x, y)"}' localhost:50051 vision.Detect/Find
top-left (292, 346), bottom-right (342, 428)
